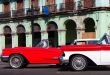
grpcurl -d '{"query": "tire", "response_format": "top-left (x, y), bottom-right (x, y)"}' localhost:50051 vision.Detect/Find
top-left (9, 54), bottom-right (25, 69)
top-left (70, 55), bottom-right (88, 71)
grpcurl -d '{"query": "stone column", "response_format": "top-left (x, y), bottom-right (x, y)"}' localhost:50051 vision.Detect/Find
top-left (75, 16), bottom-right (86, 39)
top-left (76, 27), bottom-right (85, 39)
top-left (57, 17), bottom-right (67, 46)
top-left (0, 35), bottom-right (5, 55)
top-left (26, 33), bottom-right (32, 47)
top-left (58, 30), bottom-right (66, 46)
top-left (12, 34), bottom-right (18, 48)
top-left (10, 1), bottom-right (16, 17)
top-left (0, 2), bottom-right (2, 13)
top-left (24, 0), bottom-right (30, 14)
top-left (41, 31), bottom-right (48, 40)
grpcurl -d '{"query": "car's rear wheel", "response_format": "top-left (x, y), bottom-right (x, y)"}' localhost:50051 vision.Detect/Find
top-left (9, 54), bottom-right (25, 69)
top-left (70, 55), bottom-right (87, 71)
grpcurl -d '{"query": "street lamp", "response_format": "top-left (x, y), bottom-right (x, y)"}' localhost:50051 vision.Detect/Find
top-left (31, 4), bottom-right (34, 47)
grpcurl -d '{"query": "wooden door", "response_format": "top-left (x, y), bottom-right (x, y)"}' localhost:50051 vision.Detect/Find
top-left (83, 0), bottom-right (94, 8)
top-left (82, 32), bottom-right (96, 39)
top-left (3, 3), bottom-right (10, 13)
top-left (46, 0), bottom-right (55, 5)
top-left (31, 0), bottom-right (38, 8)
top-left (45, 0), bottom-right (56, 12)
top-left (17, 0), bottom-right (23, 10)
top-left (65, 0), bottom-right (74, 11)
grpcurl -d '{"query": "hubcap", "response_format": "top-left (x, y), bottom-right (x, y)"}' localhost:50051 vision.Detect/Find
top-left (10, 57), bottom-right (22, 68)
top-left (72, 57), bottom-right (86, 70)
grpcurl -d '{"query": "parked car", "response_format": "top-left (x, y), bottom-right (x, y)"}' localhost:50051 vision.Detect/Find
top-left (1, 39), bottom-right (63, 69)
top-left (61, 33), bottom-right (110, 71)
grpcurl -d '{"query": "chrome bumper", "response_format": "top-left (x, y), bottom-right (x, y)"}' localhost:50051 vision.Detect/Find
top-left (59, 56), bottom-right (69, 65)
top-left (1, 56), bottom-right (9, 62)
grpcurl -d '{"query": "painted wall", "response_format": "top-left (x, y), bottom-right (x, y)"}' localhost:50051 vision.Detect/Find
top-left (39, 0), bottom-right (46, 12)
top-left (96, 0), bottom-right (110, 7)
top-left (87, 11), bottom-right (110, 38)
top-left (95, 11), bottom-right (110, 37)
top-left (56, 0), bottom-right (63, 10)
top-left (0, 0), bottom-right (2, 13)
top-left (24, 0), bottom-right (30, 14)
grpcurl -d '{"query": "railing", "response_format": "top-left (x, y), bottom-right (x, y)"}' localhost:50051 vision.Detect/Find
top-left (0, 2), bottom-right (103, 20)
top-left (59, 2), bottom-right (75, 12)
top-left (77, 0), bottom-right (95, 10)
top-left (42, 4), bottom-right (57, 14)
top-left (12, 9), bottom-right (25, 18)
top-left (26, 7), bottom-right (40, 16)
top-left (48, 4), bottom-right (57, 13)
top-left (0, 12), bottom-right (11, 18)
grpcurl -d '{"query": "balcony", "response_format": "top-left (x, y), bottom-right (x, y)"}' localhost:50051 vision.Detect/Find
top-left (26, 7), bottom-right (40, 16)
top-left (0, 12), bottom-right (11, 19)
top-left (0, 2), bottom-right (108, 21)
top-left (77, 0), bottom-right (95, 10)
top-left (12, 9), bottom-right (25, 18)
top-left (59, 3), bottom-right (75, 12)
top-left (47, 4), bottom-right (57, 13)
top-left (42, 4), bottom-right (57, 14)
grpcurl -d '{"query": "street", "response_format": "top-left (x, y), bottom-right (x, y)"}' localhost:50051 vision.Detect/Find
top-left (0, 62), bottom-right (110, 75)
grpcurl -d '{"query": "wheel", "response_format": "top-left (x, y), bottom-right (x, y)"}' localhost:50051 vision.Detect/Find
top-left (70, 55), bottom-right (88, 71)
top-left (9, 54), bottom-right (25, 69)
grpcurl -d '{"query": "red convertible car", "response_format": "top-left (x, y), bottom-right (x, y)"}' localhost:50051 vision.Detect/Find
top-left (1, 40), bottom-right (63, 69)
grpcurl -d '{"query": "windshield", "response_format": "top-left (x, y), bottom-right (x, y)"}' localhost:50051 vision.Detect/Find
top-left (72, 40), bottom-right (99, 45)
top-left (98, 33), bottom-right (110, 44)
top-left (87, 40), bottom-right (99, 44)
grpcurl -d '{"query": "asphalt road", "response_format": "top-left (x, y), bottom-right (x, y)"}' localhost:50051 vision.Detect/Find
top-left (0, 62), bottom-right (110, 75)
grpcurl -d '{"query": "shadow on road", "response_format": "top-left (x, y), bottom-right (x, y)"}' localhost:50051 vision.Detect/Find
top-left (2, 64), bottom-right (110, 72)
top-left (2, 64), bottom-right (60, 69)
top-left (58, 66), bottom-right (110, 71)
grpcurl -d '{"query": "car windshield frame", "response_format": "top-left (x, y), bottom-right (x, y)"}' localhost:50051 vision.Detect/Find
top-left (72, 39), bottom-right (99, 45)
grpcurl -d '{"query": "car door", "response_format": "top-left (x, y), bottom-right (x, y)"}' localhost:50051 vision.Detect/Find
top-left (38, 47), bottom-right (62, 64)
top-left (25, 47), bottom-right (48, 64)
top-left (27, 47), bottom-right (62, 64)
top-left (101, 45), bottom-right (110, 65)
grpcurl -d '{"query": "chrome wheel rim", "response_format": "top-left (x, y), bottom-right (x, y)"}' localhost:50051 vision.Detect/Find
top-left (72, 57), bottom-right (86, 70)
top-left (10, 57), bottom-right (22, 68)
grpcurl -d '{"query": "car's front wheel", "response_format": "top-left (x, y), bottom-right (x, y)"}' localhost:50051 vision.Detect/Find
top-left (9, 54), bottom-right (25, 69)
top-left (70, 55), bottom-right (87, 71)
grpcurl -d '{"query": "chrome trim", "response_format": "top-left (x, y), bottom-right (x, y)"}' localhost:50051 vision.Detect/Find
top-left (59, 56), bottom-right (69, 64)
top-left (2, 56), bottom-right (9, 58)
top-left (1, 56), bottom-right (9, 62)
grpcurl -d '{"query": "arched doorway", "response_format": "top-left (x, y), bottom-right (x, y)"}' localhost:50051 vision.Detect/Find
top-left (4, 26), bottom-right (12, 48)
top-left (83, 18), bottom-right (96, 38)
top-left (33, 23), bottom-right (41, 47)
top-left (17, 25), bottom-right (26, 47)
top-left (47, 21), bottom-right (58, 47)
top-left (64, 19), bottom-right (77, 45)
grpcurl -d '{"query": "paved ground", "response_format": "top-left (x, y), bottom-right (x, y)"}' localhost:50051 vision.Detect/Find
top-left (0, 62), bottom-right (110, 75)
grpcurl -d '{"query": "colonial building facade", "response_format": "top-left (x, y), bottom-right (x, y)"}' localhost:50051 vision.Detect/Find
top-left (0, 0), bottom-right (110, 55)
